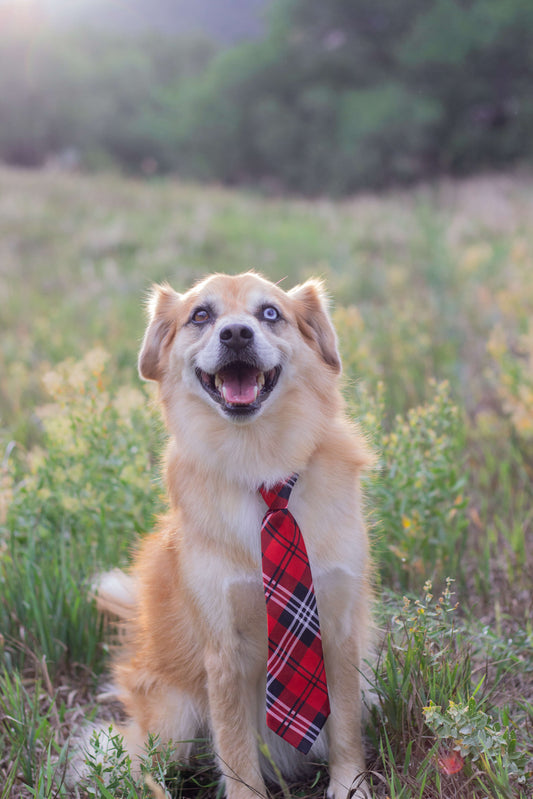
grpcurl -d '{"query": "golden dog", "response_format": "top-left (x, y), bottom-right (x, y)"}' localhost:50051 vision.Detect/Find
top-left (96, 272), bottom-right (372, 799)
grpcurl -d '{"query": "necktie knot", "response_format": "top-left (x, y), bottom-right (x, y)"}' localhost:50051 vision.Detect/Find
top-left (259, 473), bottom-right (298, 512)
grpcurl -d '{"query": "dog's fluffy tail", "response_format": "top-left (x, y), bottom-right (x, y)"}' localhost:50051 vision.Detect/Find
top-left (66, 571), bottom-right (138, 788)
top-left (93, 568), bottom-right (137, 620)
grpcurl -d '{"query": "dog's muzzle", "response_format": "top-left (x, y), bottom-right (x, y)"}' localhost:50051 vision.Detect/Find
top-left (195, 358), bottom-right (281, 418)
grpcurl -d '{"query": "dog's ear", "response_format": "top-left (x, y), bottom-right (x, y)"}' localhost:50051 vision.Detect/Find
top-left (289, 279), bottom-right (341, 373)
top-left (138, 283), bottom-right (182, 381)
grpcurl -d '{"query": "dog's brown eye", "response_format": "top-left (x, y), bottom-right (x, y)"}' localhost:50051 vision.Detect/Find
top-left (262, 306), bottom-right (279, 322)
top-left (191, 308), bottom-right (210, 324)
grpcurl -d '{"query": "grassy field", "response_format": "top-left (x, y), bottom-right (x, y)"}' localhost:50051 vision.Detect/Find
top-left (0, 166), bottom-right (532, 797)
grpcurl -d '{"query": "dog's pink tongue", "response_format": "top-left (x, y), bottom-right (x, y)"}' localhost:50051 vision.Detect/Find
top-left (221, 370), bottom-right (258, 404)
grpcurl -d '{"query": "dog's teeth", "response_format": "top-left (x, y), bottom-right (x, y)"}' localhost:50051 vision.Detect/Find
top-left (215, 373), bottom-right (223, 391)
top-left (257, 372), bottom-right (265, 390)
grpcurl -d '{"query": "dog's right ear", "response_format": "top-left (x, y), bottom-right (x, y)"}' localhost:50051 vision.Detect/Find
top-left (138, 283), bottom-right (182, 382)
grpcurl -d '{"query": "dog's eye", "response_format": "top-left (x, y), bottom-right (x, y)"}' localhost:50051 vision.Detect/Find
top-left (191, 307), bottom-right (211, 324)
top-left (262, 306), bottom-right (280, 322)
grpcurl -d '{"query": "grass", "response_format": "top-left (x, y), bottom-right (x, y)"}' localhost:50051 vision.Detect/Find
top-left (0, 166), bottom-right (532, 797)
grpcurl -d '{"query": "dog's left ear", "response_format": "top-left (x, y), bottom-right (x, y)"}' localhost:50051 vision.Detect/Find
top-left (289, 279), bottom-right (341, 373)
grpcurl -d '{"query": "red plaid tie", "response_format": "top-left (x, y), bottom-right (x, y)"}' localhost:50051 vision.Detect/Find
top-left (259, 474), bottom-right (330, 754)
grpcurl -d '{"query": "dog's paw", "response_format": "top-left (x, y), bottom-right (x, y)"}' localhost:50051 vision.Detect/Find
top-left (66, 722), bottom-right (123, 789)
top-left (327, 770), bottom-right (371, 799)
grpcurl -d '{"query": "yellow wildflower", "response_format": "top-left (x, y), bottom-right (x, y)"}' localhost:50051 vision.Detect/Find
top-left (42, 370), bottom-right (64, 399)
top-left (460, 243), bottom-right (492, 273)
top-left (84, 347), bottom-right (110, 376)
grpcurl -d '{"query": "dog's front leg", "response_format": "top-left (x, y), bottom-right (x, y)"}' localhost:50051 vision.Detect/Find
top-left (205, 646), bottom-right (267, 799)
top-left (325, 642), bottom-right (370, 799)
top-left (321, 592), bottom-right (371, 799)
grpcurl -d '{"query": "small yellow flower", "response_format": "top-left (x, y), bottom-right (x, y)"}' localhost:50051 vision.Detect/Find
top-left (61, 495), bottom-right (81, 513)
top-left (28, 446), bottom-right (46, 474)
top-left (510, 238), bottom-right (528, 264)
top-left (487, 324), bottom-right (507, 361)
top-left (0, 472), bottom-right (14, 525)
top-left (67, 361), bottom-right (88, 393)
top-left (387, 265), bottom-right (408, 289)
top-left (460, 243), bottom-right (492, 273)
top-left (42, 370), bottom-right (64, 398)
top-left (69, 463), bottom-right (84, 483)
top-left (36, 487), bottom-right (52, 502)
top-left (120, 459), bottom-right (148, 482)
top-left (112, 387), bottom-right (146, 423)
top-left (84, 347), bottom-right (110, 376)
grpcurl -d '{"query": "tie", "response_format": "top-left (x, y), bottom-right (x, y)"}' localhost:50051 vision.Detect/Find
top-left (259, 474), bottom-right (330, 754)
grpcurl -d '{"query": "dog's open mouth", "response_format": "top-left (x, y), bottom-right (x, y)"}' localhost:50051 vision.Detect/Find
top-left (196, 362), bottom-right (281, 416)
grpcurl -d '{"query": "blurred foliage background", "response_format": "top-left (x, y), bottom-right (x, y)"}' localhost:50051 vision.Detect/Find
top-left (1, 0), bottom-right (533, 193)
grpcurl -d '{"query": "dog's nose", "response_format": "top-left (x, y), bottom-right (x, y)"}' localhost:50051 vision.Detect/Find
top-left (219, 323), bottom-right (254, 351)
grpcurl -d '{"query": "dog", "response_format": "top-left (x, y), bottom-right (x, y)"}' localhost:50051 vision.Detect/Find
top-left (94, 272), bottom-right (373, 799)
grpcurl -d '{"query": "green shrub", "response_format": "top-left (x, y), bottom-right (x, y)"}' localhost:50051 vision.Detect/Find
top-left (368, 582), bottom-right (532, 797)
top-left (423, 697), bottom-right (526, 783)
top-left (363, 381), bottom-right (468, 592)
top-left (0, 349), bottom-right (162, 673)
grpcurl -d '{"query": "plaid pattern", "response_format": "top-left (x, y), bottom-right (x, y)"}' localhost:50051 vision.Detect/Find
top-left (259, 474), bottom-right (330, 754)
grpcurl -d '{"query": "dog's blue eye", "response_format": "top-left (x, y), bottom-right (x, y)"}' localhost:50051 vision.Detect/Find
top-left (262, 306), bottom-right (279, 322)
top-left (191, 308), bottom-right (210, 324)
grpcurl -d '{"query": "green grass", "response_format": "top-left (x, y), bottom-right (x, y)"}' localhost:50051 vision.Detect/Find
top-left (0, 166), bottom-right (532, 797)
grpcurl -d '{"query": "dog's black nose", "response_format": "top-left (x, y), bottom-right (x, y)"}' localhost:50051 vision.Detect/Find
top-left (219, 323), bottom-right (254, 351)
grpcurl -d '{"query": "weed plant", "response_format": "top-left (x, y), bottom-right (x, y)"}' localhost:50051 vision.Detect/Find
top-left (1, 350), bottom-right (163, 675)
top-left (360, 381), bottom-right (469, 592)
top-left (367, 582), bottom-right (531, 798)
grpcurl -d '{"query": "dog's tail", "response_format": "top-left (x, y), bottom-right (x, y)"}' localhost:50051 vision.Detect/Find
top-left (93, 568), bottom-right (137, 620)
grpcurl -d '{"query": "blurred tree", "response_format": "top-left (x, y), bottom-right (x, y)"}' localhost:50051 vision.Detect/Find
top-left (157, 0), bottom-right (533, 192)
top-left (0, 32), bottom-right (73, 165)
top-left (398, 0), bottom-right (533, 172)
top-left (0, 29), bottom-right (215, 169)
top-left (0, 0), bottom-right (532, 192)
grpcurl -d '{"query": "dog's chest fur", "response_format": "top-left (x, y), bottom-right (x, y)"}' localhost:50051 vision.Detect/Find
top-left (179, 472), bottom-right (365, 652)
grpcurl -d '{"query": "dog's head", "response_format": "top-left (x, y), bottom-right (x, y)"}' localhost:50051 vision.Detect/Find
top-left (139, 272), bottom-right (341, 428)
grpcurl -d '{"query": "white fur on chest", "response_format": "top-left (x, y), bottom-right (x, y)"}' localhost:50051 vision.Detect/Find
top-left (181, 488), bottom-right (263, 633)
top-left (182, 479), bottom-right (365, 647)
